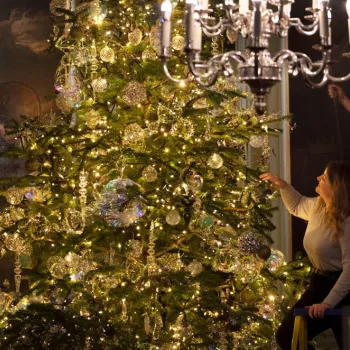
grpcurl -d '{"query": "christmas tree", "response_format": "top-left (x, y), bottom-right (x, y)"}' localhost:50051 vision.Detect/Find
top-left (0, 0), bottom-right (305, 349)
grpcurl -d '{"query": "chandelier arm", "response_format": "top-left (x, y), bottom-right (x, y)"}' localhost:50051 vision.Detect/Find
top-left (162, 59), bottom-right (193, 84)
top-left (326, 72), bottom-right (350, 83)
top-left (194, 74), bottom-right (220, 88)
top-left (296, 52), bottom-right (327, 77)
top-left (272, 50), bottom-right (298, 66)
top-left (301, 70), bottom-right (329, 88)
top-left (198, 17), bottom-right (229, 35)
top-left (289, 17), bottom-right (319, 35)
top-left (202, 26), bottom-right (226, 37)
top-left (187, 54), bottom-right (222, 80)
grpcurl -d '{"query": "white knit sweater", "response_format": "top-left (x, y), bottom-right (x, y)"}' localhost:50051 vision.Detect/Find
top-left (280, 184), bottom-right (350, 308)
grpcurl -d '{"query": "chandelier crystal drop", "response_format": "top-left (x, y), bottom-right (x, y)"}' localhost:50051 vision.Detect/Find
top-left (160, 0), bottom-right (350, 114)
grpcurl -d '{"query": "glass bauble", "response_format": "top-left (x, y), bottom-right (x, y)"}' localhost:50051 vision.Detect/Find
top-left (171, 119), bottom-right (194, 140)
top-left (98, 179), bottom-right (146, 227)
top-left (25, 187), bottom-right (51, 202)
top-left (90, 1), bottom-right (107, 25)
top-left (56, 90), bottom-right (81, 113)
top-left (166, 209), bottom-right (181, 226)
top-left (47, 256), bottom-right (68, 279)
top-left (123, 123), bottom-right (146, 151)
top-left (142, 166), bottom-right (158, 182)
top-left (207, 153), bottom-right (224, 169)
top-left (187, 172), bottom-right (203, 191)
top-left (249, 135), bottom-right (265, 148)
top-left (187, 259), bottom-right (203, 276)
top-left (265, 249), bottom-right (285, 272)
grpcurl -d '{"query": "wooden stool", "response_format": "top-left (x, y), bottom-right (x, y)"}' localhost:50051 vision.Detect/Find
top-left (291, 308), bottom-right (342, 350)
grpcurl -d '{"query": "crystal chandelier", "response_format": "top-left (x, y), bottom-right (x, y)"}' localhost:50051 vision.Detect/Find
top-left (160, 0), bottom-right (350, 114)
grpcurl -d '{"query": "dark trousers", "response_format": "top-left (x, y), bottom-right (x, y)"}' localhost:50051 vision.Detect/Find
top-left (276, 272), bottom-right (350, 350)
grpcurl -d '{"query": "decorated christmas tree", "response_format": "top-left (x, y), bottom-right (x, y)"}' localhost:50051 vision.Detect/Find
top-left (0, 0), bottom-right (309, 349)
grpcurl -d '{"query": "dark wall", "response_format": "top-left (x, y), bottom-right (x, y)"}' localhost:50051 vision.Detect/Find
top-left (289, 0), bottom-right (350, 255)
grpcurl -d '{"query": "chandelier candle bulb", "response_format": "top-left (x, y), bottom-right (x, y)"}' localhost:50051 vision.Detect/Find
top-left (239, 0), bottom-right (249, 14)
top-left (161, 0), bottom-right (173, 55)
top-left (185, 0), bottom-right (202, 52)
top-left (252, 0), bottom-right (262, 38)
top-left (283, 2), bottom-right (291, 17)
top-left (319, 0), bottom-right (330, 46)
top-left (312, 0), bottom-right (319, 9)
top-left (70, 0), bottom-right (76, 11)
top-left (200, 0), bottom-right (208, 12)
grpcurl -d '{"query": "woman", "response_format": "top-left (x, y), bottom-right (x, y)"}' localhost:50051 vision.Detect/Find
top-left (260, 161), bottom-right (350, 350)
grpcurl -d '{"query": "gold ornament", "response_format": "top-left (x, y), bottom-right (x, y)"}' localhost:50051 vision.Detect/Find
top-left (9, 206), bottom-right (26, 222)
top-left (5, 187), bottom-right (25, 205)
top-left (171, 119), bottom-right (194, 140)
top-left (172, 35), bottom-right (185, 51)
top-left (122, 82), bottom-right (148, 107)
top-left (226, 27), bottom-right (238, 44)
top-left (47, 256), bottom-right (68, 279)
top-left (142, 47), bottom-right (158, 61)
top-left (100, 45), bottom-right (115, 63)
top-left (92, 77), bottom-right (108, 93)
top-left (84, 110), bottom-right (102, 129)
top-left (128, 28), bottom-right (143, 46)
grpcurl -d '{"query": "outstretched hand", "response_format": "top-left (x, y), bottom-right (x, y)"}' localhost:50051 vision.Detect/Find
top-left (328, 84), bottom-right (345, 102)
top-left (259, 173), bottom-right (286, 190)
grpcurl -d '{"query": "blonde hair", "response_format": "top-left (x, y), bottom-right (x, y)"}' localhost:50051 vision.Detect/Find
top-left (323, 161), bottom-right (350, 242)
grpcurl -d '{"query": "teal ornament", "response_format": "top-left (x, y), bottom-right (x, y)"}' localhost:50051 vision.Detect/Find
top-left (199, 216), bottom-right (214, 229)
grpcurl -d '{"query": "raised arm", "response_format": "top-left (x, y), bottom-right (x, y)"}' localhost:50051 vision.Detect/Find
top-left (260, 173), bottom-right (318, 221)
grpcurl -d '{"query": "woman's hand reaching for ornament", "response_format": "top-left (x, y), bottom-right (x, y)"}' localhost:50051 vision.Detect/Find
top-left (259, 173), bottom-right (287, 190)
